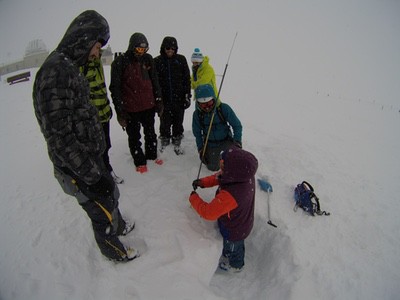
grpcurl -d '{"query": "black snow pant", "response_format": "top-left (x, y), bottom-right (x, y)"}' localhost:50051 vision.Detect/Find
top-left (159, 102), bottom-right (185, 141)
top-left (126, 108), bottom-right (158, 167)
top-left (54, 166), bottom-right (128, 261)
top-left (202, 139), bottom-right (236, 171)
top-left (79, 193), bottom-right (128, 261)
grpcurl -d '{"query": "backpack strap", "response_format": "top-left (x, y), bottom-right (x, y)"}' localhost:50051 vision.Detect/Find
top-left (216, 106), bottom-right (226, 124)
top-left (199, 111), bottom-right (205, 132)
top-left (199, 106), bottom-right (227, 127)
top-left (311, 194), bottom-right (329, 215)
top-left (308, 185), bottom-right (331, 216)
top-left (302, 181), bottom-right (314, 192)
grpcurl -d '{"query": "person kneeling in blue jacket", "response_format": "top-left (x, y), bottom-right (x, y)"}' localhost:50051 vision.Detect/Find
top-left (192, 84), bottom-right (242, 171)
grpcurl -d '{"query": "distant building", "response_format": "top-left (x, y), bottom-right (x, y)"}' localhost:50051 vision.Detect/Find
top-left (101, 45), bottom-right (113, 65)
top-left (0, 39), bottom-right (48, 77)
top-left (0, 39), bottom-right (114, 78)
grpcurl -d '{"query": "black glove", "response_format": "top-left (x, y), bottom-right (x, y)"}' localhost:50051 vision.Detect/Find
top-left (183, 94), bottom-right (191, 109)
top-left (87, 176), bottom-right (115, 197)
top-left (198, 148), bottom-right (208, 164)
top-left (234, 141), bottom-right (242, 148)
top-left (116, 111), bottom-right (131, 130)
top-left (155, 98), bottom-right (164, 117)
top-left (192, 179), bottom-right (204, 190)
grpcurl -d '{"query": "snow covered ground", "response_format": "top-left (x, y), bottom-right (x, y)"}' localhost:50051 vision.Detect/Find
top-left (1, 1), bottom-right (400, 299)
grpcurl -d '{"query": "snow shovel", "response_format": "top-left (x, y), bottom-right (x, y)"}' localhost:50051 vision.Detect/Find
top-left (257, 178), bottom-right (277, 228)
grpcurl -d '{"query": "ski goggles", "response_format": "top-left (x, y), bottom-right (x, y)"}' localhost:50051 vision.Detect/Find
top-left (198, 99), bottom-right (215, 110)
top-left (134, 47), bottom-right (149, 55)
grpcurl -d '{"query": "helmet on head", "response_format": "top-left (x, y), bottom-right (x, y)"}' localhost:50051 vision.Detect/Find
top-left (195, 84), bottom-right (215, 103)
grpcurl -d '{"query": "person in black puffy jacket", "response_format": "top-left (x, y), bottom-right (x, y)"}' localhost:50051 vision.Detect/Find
top-left (33, 10), bottom-right (137, 262)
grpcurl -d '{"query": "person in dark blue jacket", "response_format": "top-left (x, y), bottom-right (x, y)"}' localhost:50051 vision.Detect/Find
top-left (192, 84), bottom-right (242, 171)
top-left (154, 36), bottom-right (191, 155)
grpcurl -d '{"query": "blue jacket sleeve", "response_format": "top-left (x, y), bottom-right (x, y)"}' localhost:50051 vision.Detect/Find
top-left (192, 110), bottom-right (204, 150)
top-left (221, 103), bottom-right (242, 143)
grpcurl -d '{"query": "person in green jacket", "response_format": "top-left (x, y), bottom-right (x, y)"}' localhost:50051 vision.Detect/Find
top-left (81, 53), bottom-right (124, 184)
top-left (190, 48), bottom-right (219, 98)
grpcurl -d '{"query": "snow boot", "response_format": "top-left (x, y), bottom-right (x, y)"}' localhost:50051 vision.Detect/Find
top-left (172, 135), bottom-right (184, 155)
top-left (125, 247), bottom-right (139, 261)
top-left (119, 221), bottom-right (135, 236)
top-left (111, 170), bottom-right (124, 184)
top-left (113, 246), bottom-right (139, 263)
top-left (218, 254), bottom-right (244, 273)
top-left (174, 145), bottom-right (184, 155)
top-left (154, 158), bottom-right (164, 165)
top-left (218, 254), bottom-right (229, 265)
top-left (136, 165), bottom-right (148, 173)
top-left (159, 136), bottom-right (170, 152)
top-left (219, 261), bottom-right (243, 273)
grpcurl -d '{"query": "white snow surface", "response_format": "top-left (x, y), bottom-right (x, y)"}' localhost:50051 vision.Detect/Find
top-left (1, 1), bottom-right (400, 299)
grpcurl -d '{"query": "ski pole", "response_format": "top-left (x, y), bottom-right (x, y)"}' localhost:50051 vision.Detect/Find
top-left (195, 32), bottom-right (238, 183)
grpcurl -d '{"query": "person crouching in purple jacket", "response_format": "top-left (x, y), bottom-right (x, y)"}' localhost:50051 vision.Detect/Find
top-left (190, 147), bottom-right (258, 272)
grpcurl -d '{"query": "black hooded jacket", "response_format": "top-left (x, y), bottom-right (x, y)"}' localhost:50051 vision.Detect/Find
top-left (33, 10), bottom-right (110, 185)
top-left (109, 32), bottom-right (162, 114)
top-left (154, 37), bottom-right (191, 106)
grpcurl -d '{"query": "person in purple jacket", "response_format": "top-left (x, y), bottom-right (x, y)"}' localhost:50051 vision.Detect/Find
top-left (190, 147), bottom-right (258, 272)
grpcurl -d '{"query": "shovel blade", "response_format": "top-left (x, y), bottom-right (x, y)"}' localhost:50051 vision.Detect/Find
top-left (258, 178), bottom-right (273, 193)
top-left (267, 220), bottom-right (277, 228)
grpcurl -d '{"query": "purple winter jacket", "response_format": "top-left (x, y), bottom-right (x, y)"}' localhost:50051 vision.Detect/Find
top-left (218, 147), bottom-right (258, 241)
